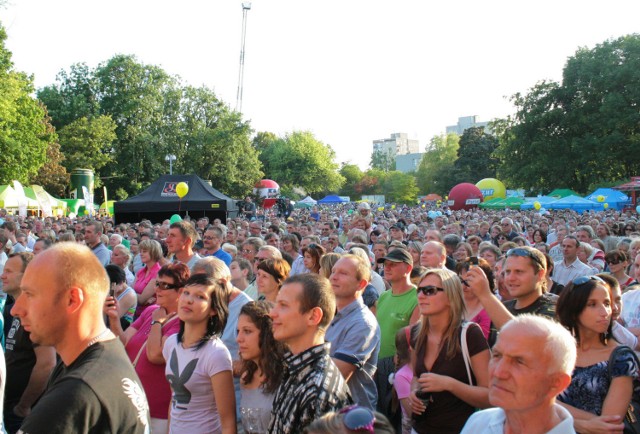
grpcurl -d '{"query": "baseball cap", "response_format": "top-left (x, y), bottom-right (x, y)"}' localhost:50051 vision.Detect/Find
top-left (377, 248), bottom-right (413, 266)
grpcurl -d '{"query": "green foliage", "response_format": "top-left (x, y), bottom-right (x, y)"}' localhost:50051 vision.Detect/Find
top-left (415, 133), bottom-right (460, 195)
top-left (495, 34), bottom-right (640, 192)
top-left (370, 149), bottom-right (396, 172)
top-left (37, 54), bottom-right (261, 198)
top-left (257, 131), bottom-right (344, 195)
top-left (339, 163), bottom-right (364, 199)
top-left (0, 25), bottom-right (53, 185)
top-left (454, 127), bottom-right (499, 183)
top-left (32, 139), bottom-right (69, 197)
top-left (58, 115), bottom-right (117, 172)
top-left (382, 171), bottom-right (419, 203)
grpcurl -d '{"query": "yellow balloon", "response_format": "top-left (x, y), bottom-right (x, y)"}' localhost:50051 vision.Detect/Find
top-left (176, 182), bottom-right (189, 198)
top-left (534, 201), bottom-right (541, 210)
top-left (604, 203), bottom-right (609, 209)
top-left (597, 195), bottom-right (605, 202)
top-left (377, 207), bottom-right (384, 211)
top-left (83, 209), bottom-right (89, 215)
top-left (391, 205), bottom-right (396, 210)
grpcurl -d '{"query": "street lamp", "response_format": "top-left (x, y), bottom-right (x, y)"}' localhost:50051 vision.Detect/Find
top-left (165, 154), bottom-right (177, 175)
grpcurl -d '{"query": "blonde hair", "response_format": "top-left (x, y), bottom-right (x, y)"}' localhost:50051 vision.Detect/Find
top-left (415, 268), bottom-right (466, 360)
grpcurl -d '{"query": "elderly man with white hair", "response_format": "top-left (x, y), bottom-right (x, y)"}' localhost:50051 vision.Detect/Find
top-left (462, 314), bottom-right (577, 434)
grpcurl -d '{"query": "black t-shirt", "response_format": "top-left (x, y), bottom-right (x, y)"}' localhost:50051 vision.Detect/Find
top-left (503, 292), bottom-right (558, 319)
top-left (4, 314), bottom-right (36, 407)
top-left (19, 339), bottom-right (150, 434)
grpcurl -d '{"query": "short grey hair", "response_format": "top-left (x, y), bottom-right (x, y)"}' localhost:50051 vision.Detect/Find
top-left (258, 245), bottom-right (282, 259)
top-left (500, 314), bottom-right (576, 376)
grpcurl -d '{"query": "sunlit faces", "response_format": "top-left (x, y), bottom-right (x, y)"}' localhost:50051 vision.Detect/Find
top-left (372, 244), bottom-right (387, 262)
top-left (11, 257), bottom-right (67, 346)
top-left (503, 256), bottom-right (543, 300)
top-left (83, 224), bottom-right (100, 246)
top-left (230, 261), bottom-right (244, 282)
top-left (1, 255), bottom-right (24, 296)
top-left (236, 314), bottom-right (262, 363)
top-left (166, 228), bottom-right (187, 254)
top-left (203, 230), bottom-right (222, 250)
top-left (480, 250), bottom-right (498, 268)
top-left (303, 252), bottom-right (316, 271)
top-left (416, 273), bottom-right (449, 316)
top-left (269, 283), bottom-right (309, 345)
top-left (634, 255), bottom-right (640, 283)
top-left (139, 249), bottom-right (151, 264)
top-left (111, 248), bottom-right (127, 267)
top-left (256, 269), bottom-right (279, 299)
top-left (561, 238), bottom-right (579, 261)
top-left (383, 260), bottom-right (410, 282)
top-left (420, 243), bottom-right (444, 268)
top-left (178, 284), bottom-right (215, 323)
top-left (608, 282), bottom-right (623, 322)
top-left (330, 257), bottom-right (363, 300)
top-left (155, 276), bottom-right (179, 308)
top-left (578, 285), bottom-right (612, 335)
top-left (489, 325), bottom-right (560, 411)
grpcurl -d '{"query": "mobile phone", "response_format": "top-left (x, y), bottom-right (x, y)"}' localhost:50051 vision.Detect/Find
top-left (109, 283), bottom-right (116, 298)
top-left (469, 256), bottom-right (478, 266)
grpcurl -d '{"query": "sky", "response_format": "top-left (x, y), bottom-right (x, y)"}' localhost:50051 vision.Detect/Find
top-left (1, 0), bottom-right (639, 170)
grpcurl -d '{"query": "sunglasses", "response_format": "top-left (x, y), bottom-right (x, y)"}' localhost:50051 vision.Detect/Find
top-left (254, 257), bottom-right (266, 264)
top-left (339, 406), bottom-right (375, 434)
top-left (606, 259), bottom-right (621, 265)
top-left (417, 285), bottom-right (445, 296)
top-left (203, 235), bottom-right (218, 240)
top-left (506, 248), bottom-right (545, 269)
top-left (572, 275), bottom-right (605, 286)
top-left (155, 281), bottom-right (179, 290)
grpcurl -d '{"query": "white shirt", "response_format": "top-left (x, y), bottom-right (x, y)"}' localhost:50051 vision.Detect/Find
top-left (461, 404), bottom-right (575, 434)
top-left (552, 258), bottom-right (594, 286)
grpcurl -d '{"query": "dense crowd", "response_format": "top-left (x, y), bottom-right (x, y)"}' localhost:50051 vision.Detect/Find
top-left (0, 200), bottom-right (639, 433)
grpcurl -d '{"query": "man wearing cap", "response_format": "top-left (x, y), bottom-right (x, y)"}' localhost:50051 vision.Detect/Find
top-left (374, 248), bottom-right (419, 412)
top-left (389, 222), bottom-right (405, 243)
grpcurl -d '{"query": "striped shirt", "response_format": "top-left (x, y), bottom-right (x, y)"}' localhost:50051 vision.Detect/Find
top-left (268, 343), bottom-right (352, 433)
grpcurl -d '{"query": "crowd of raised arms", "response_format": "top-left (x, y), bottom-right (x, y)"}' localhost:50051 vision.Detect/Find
top-left (0, 200), bottom-right (639, 434)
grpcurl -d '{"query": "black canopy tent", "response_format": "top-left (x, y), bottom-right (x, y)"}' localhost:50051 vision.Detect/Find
top-left (114, 175), bottom-right (239, 224)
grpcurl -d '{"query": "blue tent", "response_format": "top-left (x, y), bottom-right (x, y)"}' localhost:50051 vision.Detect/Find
top-left (520, 196), bottom-right (557, 210)
top-left (317, 195), bottom-right (349, 204)
top-left (585, 188), bottom-right (630, 211)
top-left (546, 195), bottom-right (604, 212)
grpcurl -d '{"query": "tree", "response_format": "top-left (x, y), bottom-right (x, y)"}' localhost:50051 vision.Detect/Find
top-left (32, 140), bottom-right (69, 197)
top-left (0, 24), bottom-right (54, 184)
top-left (339, 163), bottom-right (364, 199)
top-left (370, 149), bottom-right (395, 172)
top-left (415, 133), bottom-right (459, 195)
top-left (58, 115), bottom-right (117, 172)
top-left (179, 86), bottom-right (262, 197)
top-left (257, 131), bottom-right (344, 195)
top-left (383, 171), bottom-right (419, 203)
top-left (495, 34), bottom-right (640, 192)
top-left (454, 127), bottom-right (500, 183)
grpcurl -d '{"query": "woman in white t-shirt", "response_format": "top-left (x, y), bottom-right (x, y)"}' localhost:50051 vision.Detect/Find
top-left (163, 274), bottom-right (236, 434)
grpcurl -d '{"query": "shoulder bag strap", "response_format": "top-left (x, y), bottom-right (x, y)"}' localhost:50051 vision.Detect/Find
top-left (461, 321), bottom-right (473, 385)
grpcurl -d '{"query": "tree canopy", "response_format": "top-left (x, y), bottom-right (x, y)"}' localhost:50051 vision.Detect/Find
top-left (495, 34), bottom-right (640, 193)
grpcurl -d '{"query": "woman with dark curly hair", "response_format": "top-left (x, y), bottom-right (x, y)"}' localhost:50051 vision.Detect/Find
top-left (237, 301), bottom-right (286, 434)
top-left (556, 275), bottom-right (639, 433)
top-left (533, 229), bottom-right (547, 244)
top-left (302, 243), bottom-right (325, 274)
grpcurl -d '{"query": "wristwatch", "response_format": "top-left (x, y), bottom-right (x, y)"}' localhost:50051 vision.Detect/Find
top-left (150, 320), bottom-right (164, 326)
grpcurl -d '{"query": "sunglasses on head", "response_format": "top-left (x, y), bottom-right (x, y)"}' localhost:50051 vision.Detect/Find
top-left (339, 406), bottom-right (375, 434)
top-left (506, 248), bottom-right (545, 269)
top-left (417, 285), bottom-right (445, 296)
top-left (572, 275), bottom-right (605, 286)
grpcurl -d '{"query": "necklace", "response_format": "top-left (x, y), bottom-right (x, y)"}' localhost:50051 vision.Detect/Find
top-left (87, 329), bottom-right (111, 348)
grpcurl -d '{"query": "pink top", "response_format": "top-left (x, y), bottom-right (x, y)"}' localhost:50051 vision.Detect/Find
top-left (394, 363), bottom-right (413, 416)
top-left (133, 262), bottom-right (161, 319)
top-left (471, 309), bottom-right (491, 340)
top-left (126, 305), bottom-right (180, 419)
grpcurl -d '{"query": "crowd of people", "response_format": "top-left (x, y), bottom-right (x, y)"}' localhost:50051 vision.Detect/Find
top-left (0, 200), bottom-right (639, 433)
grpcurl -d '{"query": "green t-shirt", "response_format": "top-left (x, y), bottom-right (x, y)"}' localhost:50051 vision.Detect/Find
top-left (376, 287), bottom-right (417, 359)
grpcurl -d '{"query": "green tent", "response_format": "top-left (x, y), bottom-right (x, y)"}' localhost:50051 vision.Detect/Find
top-left (479, 198), bottom-right (505, 209)
top-left (548, 189), bottom-right (581, 199)
top-left (481, 197), bottom-right (524, 210)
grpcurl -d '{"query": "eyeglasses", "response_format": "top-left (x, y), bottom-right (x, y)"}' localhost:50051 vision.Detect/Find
top-left (254, 257), bottom-right (267, 264)
top-left (155, 281), bottom-right (179, 290)
top-left (501, 223), bottom-right (510, 226)
top-left (417, 285), bottom-right (445, 296)
top-left (572, 275), bottom-right (605, 286)
top-left (203, 235), bottom-right (218, 240)
top-left (506, 248), bottom-right (545, 269)
top-left (339, 406), bottom-right (375, 434)
top-left (241, 249), bottom-right (255, 254)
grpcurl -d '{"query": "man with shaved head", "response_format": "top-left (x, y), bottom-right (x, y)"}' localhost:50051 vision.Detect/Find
top-left (11, 243), bottom-right (150, 433)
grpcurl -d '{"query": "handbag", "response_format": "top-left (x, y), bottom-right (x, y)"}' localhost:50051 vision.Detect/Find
top-left (608, 345), bottom-right (640, 434)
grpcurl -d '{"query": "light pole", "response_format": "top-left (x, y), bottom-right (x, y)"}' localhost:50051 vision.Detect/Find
top-left (165, 154), bottom-right (177, 175)
top-left (235, 2), bottom-right (251, 112)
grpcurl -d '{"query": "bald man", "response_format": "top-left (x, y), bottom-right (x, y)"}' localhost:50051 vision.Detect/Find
top-left (12, 243), bottom-right (150, 433)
